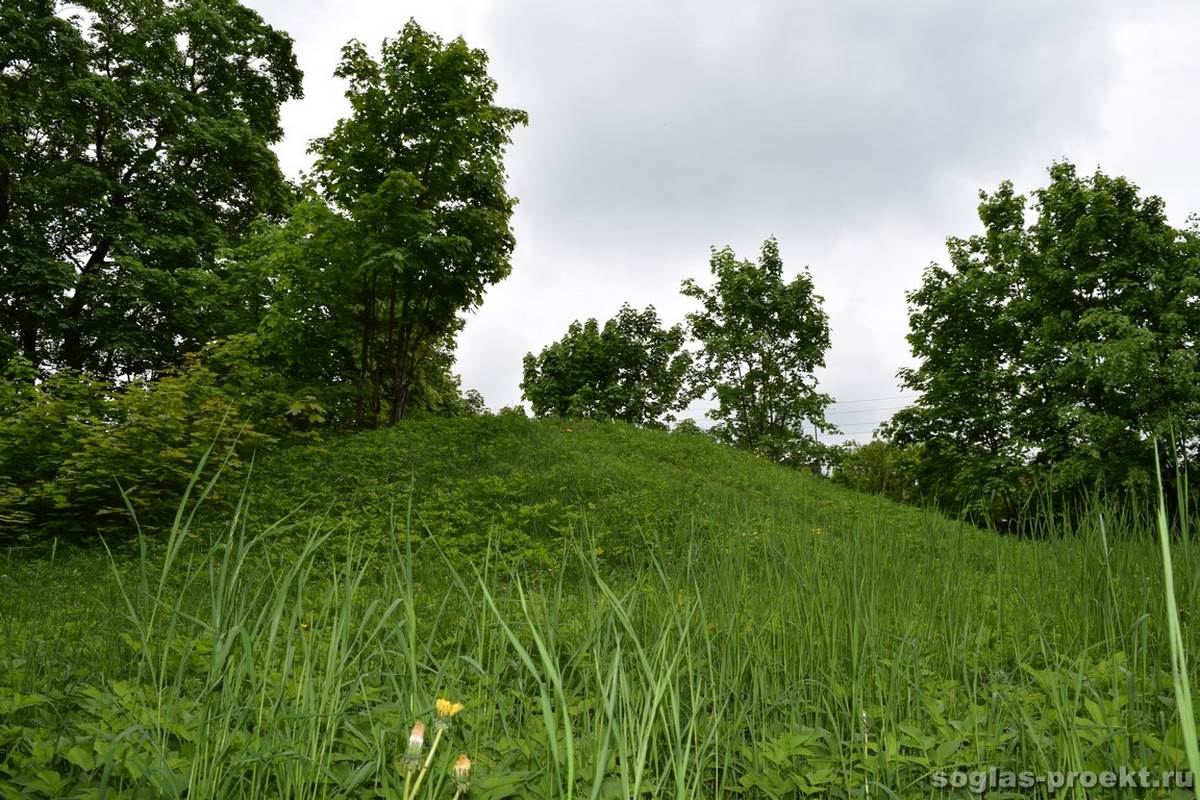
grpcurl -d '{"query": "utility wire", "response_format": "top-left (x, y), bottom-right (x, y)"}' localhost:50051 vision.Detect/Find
top-left (826, 393), bottom-right (917, 405)
top-left (825, 405), bottom-right (908, 417)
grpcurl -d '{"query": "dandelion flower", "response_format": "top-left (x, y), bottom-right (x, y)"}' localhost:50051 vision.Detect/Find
top-left (433, 698), bottom-right (465, 732)
top-left (436, 698), bottom-right (465, 718)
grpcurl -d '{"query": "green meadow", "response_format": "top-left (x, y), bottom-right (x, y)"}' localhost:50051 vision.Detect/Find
top-left (1, 415), bottom-right (1196, 798)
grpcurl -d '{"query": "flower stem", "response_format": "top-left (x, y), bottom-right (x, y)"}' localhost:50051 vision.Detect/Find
top-left (407, 727), bottom-right (445, 799)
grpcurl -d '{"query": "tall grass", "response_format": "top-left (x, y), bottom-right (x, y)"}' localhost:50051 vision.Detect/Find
top-left (1, 424), bottom-right (1198, 798)
top-left (1155, 445), bottom-right (1200, 793)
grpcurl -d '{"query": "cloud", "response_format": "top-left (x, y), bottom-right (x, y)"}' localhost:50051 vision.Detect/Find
top-left (485, 1), bottom-right (1120, 240)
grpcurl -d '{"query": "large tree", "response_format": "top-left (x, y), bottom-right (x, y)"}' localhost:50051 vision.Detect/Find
top-left (310, 21), bottom-right (527, 424)
top-left (0, 0), bottom-right (303, 377)
top-left (231, 194), bottom-right (484, 428)
top-left (888, 162), bottom-right (1200, 518)
top-left (682, 237), bottom-right (834, 464)
top-left (521, 303), bottom-right (693, 426)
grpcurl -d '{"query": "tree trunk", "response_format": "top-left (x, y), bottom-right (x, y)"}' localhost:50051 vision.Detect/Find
top-left (0, 165), bottom-right (9, 230)
top-left (18, 315), bottom-right (38, 367)
top-left (61, 240), bottom-right (111, 371)
top-left (390, 350), bottom-right (408, 424)
top-left (355, 270), bottom-right (376, 428)
top-left (385, 272), bottom-right (402, 424)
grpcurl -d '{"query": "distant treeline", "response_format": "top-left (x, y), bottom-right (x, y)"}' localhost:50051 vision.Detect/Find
top-left (523, 165), bottom-right (1200, 529)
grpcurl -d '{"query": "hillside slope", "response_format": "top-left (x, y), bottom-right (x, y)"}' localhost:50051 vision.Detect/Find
top-left (243, 413), bottom-right (974, 565)
top-left (2, 414), bottom-right (1195, 798)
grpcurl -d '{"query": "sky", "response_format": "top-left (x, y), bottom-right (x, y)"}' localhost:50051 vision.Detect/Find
top-left (245, 0), bottom-right (1200, 441)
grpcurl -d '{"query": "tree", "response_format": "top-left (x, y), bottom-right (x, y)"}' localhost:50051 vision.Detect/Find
top-left (310, 20), bottom-right (527, 424)
top-left (888, 162), bottom-right (1200, 520)
top-left (682, 237), bottom-right (834, 464)
top-left (221, 193), bottom-right (487, 429)
top-left (830, 439), bottom-right (920, 505)
top-left (229, 196), bottom-right (364, 425)
top-left (0, 0), bottom-right (303, 378)
top-left (521, 303), bottom-right (693, 426)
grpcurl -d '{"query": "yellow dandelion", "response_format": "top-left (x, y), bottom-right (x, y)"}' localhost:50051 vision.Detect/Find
top-left (436, 698), bottom-right (465, 719)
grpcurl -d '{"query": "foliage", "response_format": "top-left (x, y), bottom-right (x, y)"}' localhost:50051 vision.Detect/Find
top-left (521, 303), bottom-right (694, 426)
top-left (0, 335), bottom-right (329, 539)
top-left (888, 162), bottom-right (1200, 521)
top-left (308, 20), bottom-right (527, 424)
top-left (671, 417), bottom-right (708, 436)
top-left (230, 197), bottom-right (491, 428)
top-left (682, 237), bottom-right (835, 466)
top-left (830, 439), bottom-right (921, 505)
top-left (1, 416), bottom-right (1198, 797)
top-left (0, 0), bottom-right (303, 377)
top-left (0, 10), bottom-right (517, 535)
top-left (230, 199), bottom-right (364, 426)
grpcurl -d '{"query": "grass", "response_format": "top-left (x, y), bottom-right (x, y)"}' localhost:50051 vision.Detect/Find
top-left (0, 414), bottom-right (1198, 798)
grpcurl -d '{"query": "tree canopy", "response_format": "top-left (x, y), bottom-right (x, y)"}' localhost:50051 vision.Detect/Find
top-left (521, 304), bottom-right (693, 426)
top-left (309, 21), bottom-right (527, 424)
top-left (682, 237), bottom-right (834, 465)
top-left (0, 11), bottom-right (524, 537)
top-left (887, 162), bottom-right (1200, 519)
top-left (0, 0), bottom-right (303, 377)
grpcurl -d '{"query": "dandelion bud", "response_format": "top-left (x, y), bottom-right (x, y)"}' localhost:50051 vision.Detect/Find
top-left (408, 720), bottom-right (426, 751)
top-left (453, 753), bottom-right (471, 789)
top-left (403, 720), bottom-right (425, 771)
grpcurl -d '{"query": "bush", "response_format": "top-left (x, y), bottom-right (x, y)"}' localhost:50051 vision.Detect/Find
top-left (831, 439), bottom-right (921, 505)
top-left (0, 336), bottom-right (325, 540)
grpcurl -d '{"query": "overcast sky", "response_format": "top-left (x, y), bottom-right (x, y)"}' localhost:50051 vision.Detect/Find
top-left (246, 0), bottom-right (1200, 440)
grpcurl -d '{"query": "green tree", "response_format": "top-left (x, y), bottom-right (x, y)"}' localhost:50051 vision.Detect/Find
top-left (230, 197), bottom-right (363, 425)
top-left (889, 162), bottom-right (1200, 520)
top-left (309, 20), bottom-right (526, 424)
top-left (682, 237), bottom-right (834, 464)
top-left (521, 304), bottom-right (693, 426)
top-left (223, 194), bottom-right (485, 428)
top-left (830, 439), bottom-right (920, 505)
top-left (0, 0), bottom-right (303, 377)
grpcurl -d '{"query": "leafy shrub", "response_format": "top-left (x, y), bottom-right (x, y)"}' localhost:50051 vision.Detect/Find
top-left (831, 439), bottom-right (921, 505)
top-left (0, 335), bottom-right (325, 540)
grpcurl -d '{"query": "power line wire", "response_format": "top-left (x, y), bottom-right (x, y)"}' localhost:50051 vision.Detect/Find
top-left (825, 405), bottom-right (908, 417)
top-left (827, 393), bottom-right (917, 405)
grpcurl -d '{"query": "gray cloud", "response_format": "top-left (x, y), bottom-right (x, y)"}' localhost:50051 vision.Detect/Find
top-left (488, 1), bottom-right (1119, 238)
top-left (247, 0), bottom-right (1200, 439)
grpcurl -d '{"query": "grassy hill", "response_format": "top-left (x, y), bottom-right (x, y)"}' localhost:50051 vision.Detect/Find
top-left (1, 415), bottom-right (1196, 798)
top-left (239, 413), bottom-right (976, 568)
